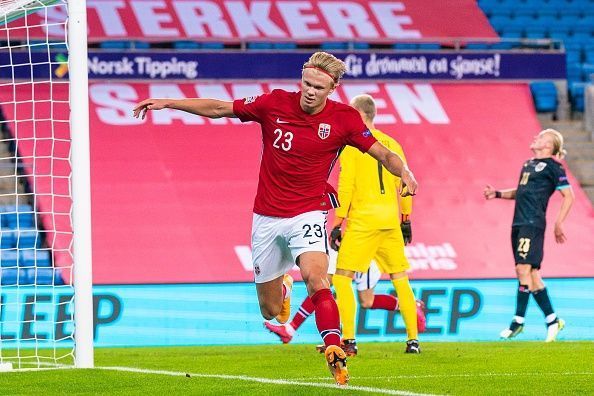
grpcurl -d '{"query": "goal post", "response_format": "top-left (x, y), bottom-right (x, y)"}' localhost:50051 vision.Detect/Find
top-left (68, 0), bottom-right (93, 370)
top-left (0, 0), bottom-right (93, 369)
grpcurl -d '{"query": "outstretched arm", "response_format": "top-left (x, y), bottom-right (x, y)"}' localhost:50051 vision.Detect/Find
top-left (133, 98), bottom-right (235, 120)
top-left (484, 184), bottom-right (517, 200)
top-left (367, 141), bottom-right (418, 196)
top-left (553, 187), bottom-right (574, 243)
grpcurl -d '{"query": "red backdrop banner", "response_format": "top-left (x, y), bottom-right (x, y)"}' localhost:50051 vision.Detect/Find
top-left (5, 0), bottom-right (496, 42)
top-left (2, 82), bottom-right (593, 283)
top-left (86, 82), bottom-right (594, 283)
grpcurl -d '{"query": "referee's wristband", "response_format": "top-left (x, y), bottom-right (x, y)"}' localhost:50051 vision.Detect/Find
top-left (495, 191), bottom-right (502, 199)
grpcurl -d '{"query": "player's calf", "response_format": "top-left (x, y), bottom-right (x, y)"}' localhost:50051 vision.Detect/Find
top-left (416, 299), bottom-right (427, 333)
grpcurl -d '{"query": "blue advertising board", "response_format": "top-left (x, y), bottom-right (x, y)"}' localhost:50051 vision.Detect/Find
top-left (0, 51), bottom-right (566, 81)
top-left (0, 278), bottom-right (592, 347)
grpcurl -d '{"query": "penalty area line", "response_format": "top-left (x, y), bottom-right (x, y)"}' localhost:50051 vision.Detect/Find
top-left (97, 365), bottom-right (441, 396)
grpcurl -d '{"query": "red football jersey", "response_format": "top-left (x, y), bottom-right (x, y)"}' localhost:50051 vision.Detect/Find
top-left (233, 89), bottom-right (376, 217)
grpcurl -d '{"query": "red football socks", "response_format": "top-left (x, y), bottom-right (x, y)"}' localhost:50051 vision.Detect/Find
top-left (311, 288), bottom-right (341, 346)
top-left (289, 296), bottom-right (315, 330)
top-left (371, 294), bottom-right (398, 311)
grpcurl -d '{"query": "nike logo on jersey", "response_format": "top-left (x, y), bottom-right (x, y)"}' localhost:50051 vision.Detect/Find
top-left (276, 118), bottom-right (289, 124)
top-left (308, 240), bottom-right (320, 245)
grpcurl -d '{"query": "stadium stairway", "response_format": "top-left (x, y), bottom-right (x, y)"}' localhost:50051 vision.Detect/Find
top-left (479, 0), bottom-right (594, 114)
top-left (478, 0), bottom-right (594, 206)
top-left (0, 107), bottom-right (64, 285)
top-left (0, 123), bottom-right (28, 206)
top-left (539, 116), bottom-right (594, 204)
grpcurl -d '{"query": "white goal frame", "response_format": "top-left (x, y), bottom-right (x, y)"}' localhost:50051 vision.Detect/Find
top-left (68, 0), bottom-right (93, 369)
top-left (0, 0), bottom-right (93, 369)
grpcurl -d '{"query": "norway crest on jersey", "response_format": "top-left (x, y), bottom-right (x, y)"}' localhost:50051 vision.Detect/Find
top-left (318, 123), bottom-right (331, 140)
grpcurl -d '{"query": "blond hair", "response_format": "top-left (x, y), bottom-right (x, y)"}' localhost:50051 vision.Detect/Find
top-left (540, 128), bottom-right (567, 159)
top-left (350, 94), bottom-right (376, 122)
top-left (302, 52), bottom-right (346, 85)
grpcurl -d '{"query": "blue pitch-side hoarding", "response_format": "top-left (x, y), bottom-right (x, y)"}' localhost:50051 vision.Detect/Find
top-left (0, 278), bottom-right (592, 347)
top-left (0, 51), bottom-right (565, 81)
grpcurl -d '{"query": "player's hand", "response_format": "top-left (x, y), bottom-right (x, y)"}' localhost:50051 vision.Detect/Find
top-left (401, 169), bottom-right (418, 197)
top-left (132, 99), bottom-right (170, 120)
top-left (329, 226), bottom-right (342, 251)
top-left (484, 184), bottom-right (497, 200)
top-left (401, 220), bottom-right (412, 245)
top-left (554, 222), bottom-right (567, 243)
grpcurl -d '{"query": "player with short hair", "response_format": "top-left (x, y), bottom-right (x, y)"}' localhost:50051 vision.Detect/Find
top-left (332, 94), bottom-right (423, 354)
top-left (484, 129), bottom-right (574, 342)
top-left (133, 52), bottom-right (418, 385)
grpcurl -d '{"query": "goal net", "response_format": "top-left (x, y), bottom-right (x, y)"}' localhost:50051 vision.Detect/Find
top-left (0, 0), bottom-right (93, 370)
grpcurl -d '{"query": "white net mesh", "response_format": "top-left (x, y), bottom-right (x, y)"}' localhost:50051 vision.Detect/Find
top-left (0, 0), bottom-right (61, 25)
top-left (0, 0), bottom-right (74, 369)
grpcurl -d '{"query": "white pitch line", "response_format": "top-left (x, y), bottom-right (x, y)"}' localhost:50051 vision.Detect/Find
top-left (97, 365), bottom-right (441, 396)
top-left (308, 372), bottom-right (594, 380)
top-left (0, 366), bottom-right (66, 373)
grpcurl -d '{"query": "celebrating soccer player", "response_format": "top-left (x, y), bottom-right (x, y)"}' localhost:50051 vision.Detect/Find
top-left (133, 52), bottom-right (418, 385)
top-left (484, 129), bottom-right (574, 342)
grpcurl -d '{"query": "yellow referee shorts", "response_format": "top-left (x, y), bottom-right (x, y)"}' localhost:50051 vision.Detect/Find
top-left (336, 227), bottom-right (410, 274)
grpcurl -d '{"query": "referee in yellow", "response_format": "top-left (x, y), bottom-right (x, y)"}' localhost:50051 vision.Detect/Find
top-left (331, 94), bottom-right (420, 354)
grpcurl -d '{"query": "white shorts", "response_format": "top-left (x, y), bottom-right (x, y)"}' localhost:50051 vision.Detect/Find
top-left (251, 210), bottom-right (328, 283)
top-left (354, 261), bottom-right (382, 291)
top-left (328, 251), bottom-right (382, 291)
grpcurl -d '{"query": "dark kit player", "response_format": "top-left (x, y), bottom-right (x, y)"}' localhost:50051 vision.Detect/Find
top-left (484, 129), bottom-right (574, 342)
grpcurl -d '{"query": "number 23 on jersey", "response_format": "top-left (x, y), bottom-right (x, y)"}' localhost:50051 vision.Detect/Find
top-left (273, 128), bottom-right (293, 151)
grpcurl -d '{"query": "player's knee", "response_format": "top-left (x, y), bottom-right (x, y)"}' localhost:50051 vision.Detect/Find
top-left (302, 270), bottom-right (330, 293)
top-left (359, 297), bottom-right (374, 309)
top-left (515, 264), bottom-right (531, 277)
top-left (530, 267), bottom-right (541, 275)
top-left (259, 302), bottom-right (280, 320)
top-left (305, 279), bottom-right (327, 295)
top-left (389, 271), bottom-right (407, 280)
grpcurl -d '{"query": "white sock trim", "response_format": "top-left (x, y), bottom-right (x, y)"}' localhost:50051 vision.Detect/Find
top-left (513, 316), bottom-right (525, 324)
top-left (546, 313), bottom-right (557, 324)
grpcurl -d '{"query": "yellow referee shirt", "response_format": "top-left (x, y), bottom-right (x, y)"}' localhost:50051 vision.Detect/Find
top-left (335, 129), bottom-right (411, 230)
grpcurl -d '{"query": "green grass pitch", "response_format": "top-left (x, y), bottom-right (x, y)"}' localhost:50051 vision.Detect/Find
top-left (0, 342), bottom-right (592, 395)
